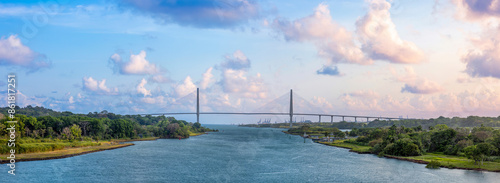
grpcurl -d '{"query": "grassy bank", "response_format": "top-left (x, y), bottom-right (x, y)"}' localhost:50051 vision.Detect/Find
top-left (318, 140), bottom-right (500, 172)
top-left (0, 141), bottom-right (133, 163)
top-left (111, 137), bottom-right (159, 143)
top-left (388, 153), bottom-right (500, 172)
top-left (0, 137), bottom-right (162, 163)
top-left (319, 140), bottom-right (371, 153)
top-left (189, 132), bottom-right (206, 137)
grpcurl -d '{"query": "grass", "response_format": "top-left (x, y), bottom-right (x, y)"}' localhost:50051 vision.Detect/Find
top-left (396, 153), bottom-right (500, 171)
top-left (189, 132), bottom-right (206, 137)
top-left (319, 139), bottom-right (500, 172)
top-left (111, 137), bottom-right (159, 143)
top-left (319, 139), bottom-right (372, 153)
top-left (0, 137), bottom-right (160, 162)
top-left (0, 141), bottom-right (132, 162)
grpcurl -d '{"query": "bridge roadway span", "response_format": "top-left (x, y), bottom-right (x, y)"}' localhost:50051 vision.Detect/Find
top-left (143, 112), bottom-right (401, 122)
top-left (142, 88), bottom-right (401, 126)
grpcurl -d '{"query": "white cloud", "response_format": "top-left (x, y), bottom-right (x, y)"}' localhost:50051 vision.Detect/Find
top-left (69, 96), bottom-right (75, 104)
top-left (82, 77), bottom-right (118, 95)
top-left (199, 67), bottom-right (214, 89)
top-left (355, 0), bottom-right (424, 63)
top-left (136, 78), bottom-right (151, 97)
top-left (0, 35), bottom-right (50, 72)
top-left (174, 76), bottom-right (197, 97)
top-left (272, 3), bottom-right (372, 65)
top-left (220, 50), bottom-right (251, 70)
top-left (149, 74), bottom-right (171, 83)
top-left (111, 50), bottom-right (161, 75)
top-left (217, 51), bottom-right (267, 99)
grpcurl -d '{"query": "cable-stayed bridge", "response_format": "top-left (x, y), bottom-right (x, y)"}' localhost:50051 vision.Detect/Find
top-left (143, 88), bottom-right (401, 128)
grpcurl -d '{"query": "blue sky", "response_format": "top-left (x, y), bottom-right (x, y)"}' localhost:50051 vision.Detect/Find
top-left (1, 0), bottom-right (500, 124)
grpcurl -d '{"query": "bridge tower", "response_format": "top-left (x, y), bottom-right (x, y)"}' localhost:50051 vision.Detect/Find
top-left (289, 89), bottom-right (293, 128)
top-left (197, 88), bottom-right (200, 123)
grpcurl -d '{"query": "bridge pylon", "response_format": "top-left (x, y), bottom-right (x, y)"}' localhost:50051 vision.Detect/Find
top-left (289, 89), bottom-right (293, 128)
top-left (197, 88), bottom-right (199, 123)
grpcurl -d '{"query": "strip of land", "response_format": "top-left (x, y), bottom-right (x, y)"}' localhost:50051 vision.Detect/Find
top-left (318, 140), bottom-right (500, 172)
top-left (0, 137), bottom-right (161, 164)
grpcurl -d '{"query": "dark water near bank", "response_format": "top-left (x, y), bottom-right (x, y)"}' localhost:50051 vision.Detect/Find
top-left (2, 125), bottom-right (499, 182)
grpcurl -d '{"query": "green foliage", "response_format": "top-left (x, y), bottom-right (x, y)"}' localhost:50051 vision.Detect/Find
top-left (383, 138), bottom-right (421, 156)
top-left (70, 124), bottom-right (82, 139)
top-left (429, 128), bottom-right (456, 152)
top-left (0, 106), bottom-right (214, 143)
top-left (426, 160), bottom-right (441, 169)
top-left (464, 143), bottom-right (498, 165)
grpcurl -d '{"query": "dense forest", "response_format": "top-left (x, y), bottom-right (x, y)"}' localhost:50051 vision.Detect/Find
top-left (0, 106), bottom-right (214, 141)
top-left (289, 123), bottom-right (500, 165)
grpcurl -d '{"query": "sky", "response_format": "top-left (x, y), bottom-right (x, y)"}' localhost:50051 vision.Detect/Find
top-left (1, 0), bottom-right (500, 124)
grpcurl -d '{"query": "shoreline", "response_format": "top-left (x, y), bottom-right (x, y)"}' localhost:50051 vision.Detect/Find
top-left (0, 133), bottom-right (212, 164)
top-left (280, 130), bottom-right (500, 173)
top-left (0, 143), bottom-right (134, 164)
top-left (316, 141), bottom-right (500, 173)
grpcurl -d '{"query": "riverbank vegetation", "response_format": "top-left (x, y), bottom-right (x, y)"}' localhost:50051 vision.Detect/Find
top-left (0, 106), bottom-right (216, 155)
top-left (311, 124), bottom-right (500, 171)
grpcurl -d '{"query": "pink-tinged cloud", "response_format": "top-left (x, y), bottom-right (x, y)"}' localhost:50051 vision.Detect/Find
top-left (340, 90), bottom-right (382, 111)
top-left (392, 67), bottom-right (443, 94)
top-left (453, 0), bottom-right (500, 21)
top-left (110, 51), bottom-right (161, 75)
top-left (356, 0), bottom-right (424, 64)
top-left (462, 29), bottom-right (500, 78)
top-left (272, 3), bottom-right (372, 65)
top-left (0, 35), bottom-right (50, 72)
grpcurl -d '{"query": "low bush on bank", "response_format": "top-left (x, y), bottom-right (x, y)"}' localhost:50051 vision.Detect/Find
top-left (426, 160), bottom-right (441, 169)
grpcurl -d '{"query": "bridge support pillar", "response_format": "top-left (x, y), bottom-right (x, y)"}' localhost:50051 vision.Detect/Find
top-left (318, 115), bottom-right (321, 123)
top-left (366, 117), bottom-right (369, 123)
top-left (197, 88), bottom-right (200, 123)
top-left (355, 117), bottom-right (357, 123)
top-left (342, 116), bottom-right (345, 122)
top-left (289, 89), bottom-right (293, 128)
top-left (331, 116), bottom-right (333, 123)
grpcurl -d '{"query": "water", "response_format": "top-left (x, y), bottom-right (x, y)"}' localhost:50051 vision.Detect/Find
top-left (2, 125), bottom-right (499, 182)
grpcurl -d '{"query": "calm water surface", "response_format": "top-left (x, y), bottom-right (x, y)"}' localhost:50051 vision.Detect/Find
top-left (2, 125), bottom-right (499, 182)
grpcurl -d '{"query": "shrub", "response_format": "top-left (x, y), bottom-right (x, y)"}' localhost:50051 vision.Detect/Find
top-left (426, 160), bottom-right (441, 169)
top-left (356, 136), bottom-right (370, 144)
top-left (369, 138), bottom-right (382, 147)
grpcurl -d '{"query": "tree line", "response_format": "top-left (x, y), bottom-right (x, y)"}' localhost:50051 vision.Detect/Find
top-left (0, 106), bottom-right (214, 141)
top-left (347, 124), bottom-right (499, 165)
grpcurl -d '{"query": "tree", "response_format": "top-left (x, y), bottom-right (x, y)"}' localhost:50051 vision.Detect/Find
top-left (383, 138), bottom-right (421, 156)
top-left (166, 123), bottom-right (180, 138)
top-left (70, 124), bottom-right (82, 140)
top-left (193, 122), bottom-right (201, 129)
top-left (62, 127), bottom-right (72, 140)
top-left (430, 128), bottom-right (457, 152)
top-left (464, 143), bottom-right (498, 165)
